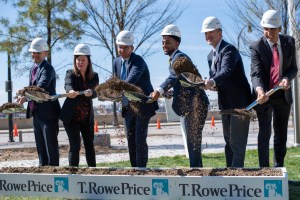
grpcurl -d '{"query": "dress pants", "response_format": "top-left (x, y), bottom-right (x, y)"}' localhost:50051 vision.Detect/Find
top-left (124, 112), bottom-right (150, 168)
top-left (181, 96), bottom-right (208, 167)
top-left (255, 98), bottom-right (291, 167)
top-left (63, 119), bottom-right (96, 167)
top-left (33, 115), bottom-right (59, 166)
top-left (221, 114), bottom-right (250, 167)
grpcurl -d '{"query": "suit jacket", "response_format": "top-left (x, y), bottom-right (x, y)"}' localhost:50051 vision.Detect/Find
top-left (26, 60), bottom-right (61, 120)
top-left (113, 52), bottom-right (158, 118)
top-left (160, 50), bottom-right (209, 116)
top-left (59, 69), bottom-right (99, 124)
top-left (250, 34), bottom-right (298, 104)
top-left (208, 40), bottom-right (252, 110)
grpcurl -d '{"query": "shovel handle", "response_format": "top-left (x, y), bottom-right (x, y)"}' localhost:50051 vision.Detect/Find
top-left (246, 86), bottom-right (284, 111)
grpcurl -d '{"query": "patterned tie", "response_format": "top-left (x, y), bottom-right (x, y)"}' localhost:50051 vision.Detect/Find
top-left (29, 64), bottom-right (38, 111)
top-left (269, 43), bottom-right (279, 89)
top-left (121, 61), bottom-right (127, 80)
top-left (31, 64), bottom-right (38, 81)
top-left (211, 50), bottom-right (216, 73)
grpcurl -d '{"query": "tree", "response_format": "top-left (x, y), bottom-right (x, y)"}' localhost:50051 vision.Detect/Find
top-left (225, 0), bottom-right (300, 56)
top-left (71, 0), bottom-right (185, 60)
top-left (69, 0), bottom-right (185, 126)
top-left (0, 0), bottom-right (87, 74)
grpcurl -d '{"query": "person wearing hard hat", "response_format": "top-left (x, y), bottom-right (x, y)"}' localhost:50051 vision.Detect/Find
top-left (113, 30), bottom-right (158, 167)
top-left (151, 24), bottom-right (209, 168)
top-left (250, 10), bottom-right (298, 167)
top-left (201, 17), bottom-right (252, 168)
top-left (16, 38), bottom-right (61, 166)
top-left (59, 44), bottom-right (99, 167)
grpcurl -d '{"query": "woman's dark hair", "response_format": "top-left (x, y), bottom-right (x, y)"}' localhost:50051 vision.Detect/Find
top-left (73, 55), bottom-right (94, 80)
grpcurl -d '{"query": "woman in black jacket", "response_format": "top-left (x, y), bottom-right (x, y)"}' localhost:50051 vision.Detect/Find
top-left (59, 44), bottom-right (99, 167)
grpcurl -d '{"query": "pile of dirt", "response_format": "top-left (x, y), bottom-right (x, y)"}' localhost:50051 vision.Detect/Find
top-left (0, 166), bottom-right (283, 176)
top-left (17, 85), bottom-right (48, 96)
top-left (172, 56), bottom-right (201, 77)
top-left (0, 145), bottom-right (127, 163)
top-left (95, 77), bottom-right (142, 98)
top-left (0, 102), bottom-right (26, 113)
top-left (220, 109), bottom-right (256, 118)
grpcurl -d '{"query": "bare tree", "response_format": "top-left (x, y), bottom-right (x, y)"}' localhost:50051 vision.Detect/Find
top-left (70, 0), bottom-right (185, 60)
top-left (69, 0), bottom-right (185, 126)
top-left (225, 0), bottom-right (300, 56)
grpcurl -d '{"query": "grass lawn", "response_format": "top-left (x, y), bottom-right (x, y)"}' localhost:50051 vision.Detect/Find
top-left (2, 147), bottom-right (300, 199)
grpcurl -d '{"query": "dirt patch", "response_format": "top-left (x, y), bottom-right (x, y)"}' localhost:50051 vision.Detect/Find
top-left (172, 56), bottom-right (201, 77)
top-left (0, 145), bottom-right (127, 162)
top-left (0, 103), bottom-right (26, 113)
top-left (17, 85), bottom-right (48, 96)
top-left (220, 109), bottom-right (256, 118)
top-left (0, 166), bottom-right (283, 176)
top-left (95, 77), bottom-right (142, 96)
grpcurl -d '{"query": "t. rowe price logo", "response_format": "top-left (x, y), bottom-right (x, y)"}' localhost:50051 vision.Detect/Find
top-left (54, 177), bottom-right (69, 193)
top-left (264, 180), bottom-right (282, 198)
top-left (152, 179), bottom-right (169, 196)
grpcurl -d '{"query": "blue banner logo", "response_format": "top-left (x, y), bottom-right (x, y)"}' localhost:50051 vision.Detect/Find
top-left (54, 177), bottom-right (69, 193)
top-left (152, 179), bottom-right (169, 196)
top-left (264, 180), bottom-right (282, 197)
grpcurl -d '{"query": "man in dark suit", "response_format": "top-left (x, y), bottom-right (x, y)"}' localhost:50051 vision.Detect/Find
top-left (202, 17), bottom-right (252, 167)
top-left (151, 24), bottom-right (209, 168)
top-left (113, 30), bottom-right (158, 167)
top-left (250, 10), bottom-right (298, 167)
top-left (16, 38), bottom-right (60, 166)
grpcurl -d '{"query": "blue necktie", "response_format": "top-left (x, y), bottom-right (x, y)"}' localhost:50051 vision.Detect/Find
top-left (121, 61), bottom-right (127, 80)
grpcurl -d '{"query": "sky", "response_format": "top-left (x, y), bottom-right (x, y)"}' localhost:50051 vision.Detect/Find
top-left (0, 0), bottom-right (254, 106)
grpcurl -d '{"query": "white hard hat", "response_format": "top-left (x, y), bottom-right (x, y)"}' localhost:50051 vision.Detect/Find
top-left (73, 44), bottom-right (91, 56)
top-left (28, 38), bottom-right (49, 52)
top-left (201, 16), bottom-right (222, 33)
top-left (161, 24), bottom-right (181, 38)
top-left (260, 10), bottom-right (282, 28)
top-left (116, 30), bottom-right (134, 45)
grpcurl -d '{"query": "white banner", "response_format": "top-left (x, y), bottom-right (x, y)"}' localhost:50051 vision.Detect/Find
top-left (0, 168), bottom-right (288, 199)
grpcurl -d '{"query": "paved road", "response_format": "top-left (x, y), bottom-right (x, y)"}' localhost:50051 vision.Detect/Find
top-left (0, 119), bottom-right (296, 167)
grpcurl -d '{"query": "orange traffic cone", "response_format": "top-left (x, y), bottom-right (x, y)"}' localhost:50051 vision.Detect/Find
top-left (157, 117), bottom-right (161, 129)
top-left (94, 120), bottom-right (99, 133)
top-left (211, 116), bottom-right (215, 128)
top-left (13, 124), bottom-right (18, 137)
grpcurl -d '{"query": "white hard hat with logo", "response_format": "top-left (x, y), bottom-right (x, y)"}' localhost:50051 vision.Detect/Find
top-left (73, 44), bottom-right (91, 56)
top-left (201, 16), bottom-right (222, 33)
top-left (161, 24), bottom-right (181, 38)
top-left (28, 38), bottom-right (49, 52)
top-left (116, 30), bottom-right (134, 45)
top-left (260, 10), bottom-right (282, 28)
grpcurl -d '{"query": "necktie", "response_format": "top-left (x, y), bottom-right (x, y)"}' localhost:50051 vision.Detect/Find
top-left (121, 61), bottom-right (127, 80)
top-left (169, 57), bottom-right (172, 67)
top-left (211, 50), bottom-right (216, 73)
top-left (269, 43), bottom-right (279, 89)
top-left (31, 64), bottom-right (38, 81)
top-left (29, 64), bottom-right (38, 111)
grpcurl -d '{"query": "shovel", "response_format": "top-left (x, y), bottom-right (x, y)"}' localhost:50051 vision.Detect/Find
top-left (245, 86), bottom-right (284, 111)
top-left (123, 91), bottom-right (173, 103)
top-left (50, 90), bottom-right (89, 100)
top-left (178, 72), bottom-right (205, 88)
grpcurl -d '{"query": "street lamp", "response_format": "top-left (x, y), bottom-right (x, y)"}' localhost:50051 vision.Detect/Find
top-left (6, 52), bottom-right (14, 142)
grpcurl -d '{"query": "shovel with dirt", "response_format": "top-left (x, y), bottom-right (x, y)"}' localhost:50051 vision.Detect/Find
top-left (17, 86), bottom-right (88, 102)
top-left (0, 102), bottom-right (26, 114)
top-left (220, 86), bottom-right (284, 117)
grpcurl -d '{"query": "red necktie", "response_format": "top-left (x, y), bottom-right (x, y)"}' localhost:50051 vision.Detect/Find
top-left (269, 43), bottom-right (279, 89)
